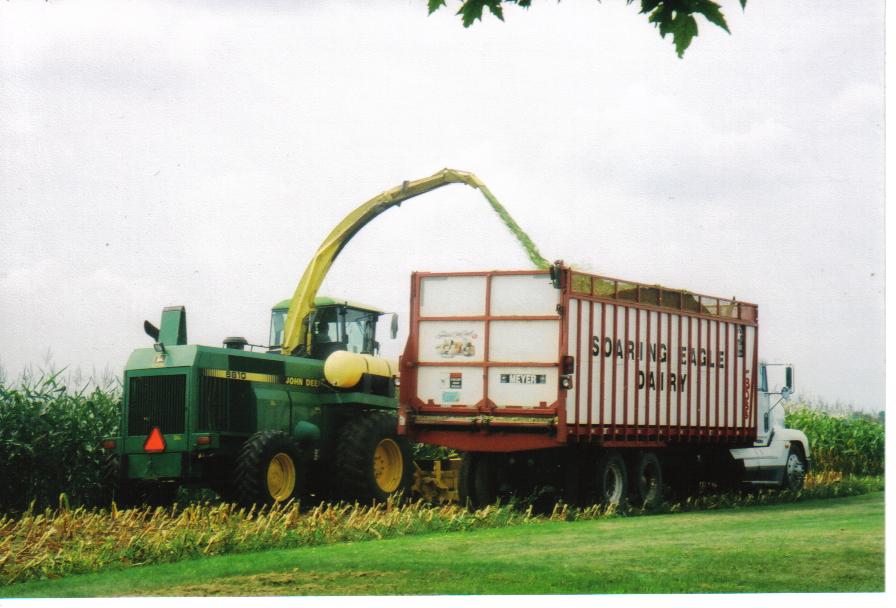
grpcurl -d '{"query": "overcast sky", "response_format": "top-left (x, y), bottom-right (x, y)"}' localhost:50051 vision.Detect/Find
top-left (0, 1), bottom-right (884, 411)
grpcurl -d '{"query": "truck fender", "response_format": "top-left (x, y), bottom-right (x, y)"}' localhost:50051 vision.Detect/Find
top-left (774, 428), bottom-right (811, 470)
top-left (293, 421), bottom-right (321, 446)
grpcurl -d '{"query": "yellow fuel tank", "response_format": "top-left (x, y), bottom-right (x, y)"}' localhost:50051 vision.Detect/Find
top-left (324, 350), bottom-right (397, 388)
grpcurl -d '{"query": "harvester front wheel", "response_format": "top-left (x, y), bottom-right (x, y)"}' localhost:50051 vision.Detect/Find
top-left (234, 431), bottom-right (304, 507)
top-left (335, 412), bottom-right (413, 503)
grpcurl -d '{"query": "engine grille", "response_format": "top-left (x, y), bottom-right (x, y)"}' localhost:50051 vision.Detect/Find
top-left (198, 375), bottom-right (254, 433)
top-left (127, 374), bottom-right (187, 436)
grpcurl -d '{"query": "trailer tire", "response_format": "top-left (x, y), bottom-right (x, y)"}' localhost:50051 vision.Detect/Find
top-left (595, 450), bottom-right (628, 508)
top-left (781, 444), bottom-right (807, 492)
top-left (234, 430), bottom-right (304, 507)
top-left (630, 451), bottom-right (664, 509)
top-left (458, 453), bottom-right (502, 509)
top-left (335, 412), bottom-right (413, 503)
top-left (458, 453), bottom-right (475, 508)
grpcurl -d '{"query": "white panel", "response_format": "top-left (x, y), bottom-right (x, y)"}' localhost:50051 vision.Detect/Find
top-left (664, 311), bottom-right (679, 427)
top-left (575, 300), bottom-right (591, 426)
top-left (419, 276), bottom-right (486, 317)
top-left (489, 367), bottom-right (559, 408)
top-left (635, 308), bottom-right (648, 428)
top-left (489, 320), bottom-right (560, 363)
top-left (565, 299), bottom-right (579, 424)
top-left (698, 318), bottom-right (708, 429)
top-left (418, 320), bottom-right (485, 363)
top-left (589, 301), bottom-right (610, 428)
top-left (619, 307), bottom-right (638, 425)
top-left (490, 274), bottom-right (559, 316)
top-left (681, 317), bottom-right (700, 426)
top-left (733, 323), bottom-right (744, 429)
top-left (721, 323), bottom-right (735, 427)
top-left (744, 325), bottom-right (757, 429)
top-left (417, 366), bottom-right (484, 406)
top-left (706, 319), bottom-right (717, 429)
top-left (646, 309), bottom-right (664, 429)
top-left (611, 304), bottom-right (625, 426)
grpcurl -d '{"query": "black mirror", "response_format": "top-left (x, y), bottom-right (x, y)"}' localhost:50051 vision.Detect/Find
top-left (144, 320), bottom-right (160, 341)
top-left (390, 313), bottom-right (399, 339)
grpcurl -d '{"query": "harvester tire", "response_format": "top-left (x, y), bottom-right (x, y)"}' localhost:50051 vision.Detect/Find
top-left (334, 411), bottom-right (413, 503)
top-left (630, 451), bottom-right (664, 509)
top-left (101, 452), bottom-right (133, 507)
top-left (102, 453), bottom-right (178, 508)
top-left (595, 450), bottom-right (628, 508)
top-left (234, 430), bottom-right (304, 507)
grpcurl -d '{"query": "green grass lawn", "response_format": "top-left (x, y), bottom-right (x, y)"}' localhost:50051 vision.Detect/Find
top-left (4, 492), bottom-right (884, 597)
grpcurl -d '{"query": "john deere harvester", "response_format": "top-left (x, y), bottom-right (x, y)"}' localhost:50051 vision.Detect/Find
top-left (102, 169), bottom-right (549, 507)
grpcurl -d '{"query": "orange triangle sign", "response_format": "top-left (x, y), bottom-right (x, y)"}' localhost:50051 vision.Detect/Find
top-left (144, 427), bottom-right (166, 453)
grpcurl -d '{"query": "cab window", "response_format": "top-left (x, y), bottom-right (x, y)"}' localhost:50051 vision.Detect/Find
top-left (269, 309), bottom-right (287, 347)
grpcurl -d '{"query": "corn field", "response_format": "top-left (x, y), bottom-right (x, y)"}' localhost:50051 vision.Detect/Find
top-left (0, 373), bottom-right (120, 513)
top-left (785, 402), bottom-right (884, 476)
top-left (0, 476), bottom-right (882, 586)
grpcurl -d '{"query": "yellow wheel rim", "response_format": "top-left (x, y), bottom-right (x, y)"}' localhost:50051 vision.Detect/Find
top-left (266, 452), bottom-right (296, 502)
top-left (373, 438), bottom-right (404, 493)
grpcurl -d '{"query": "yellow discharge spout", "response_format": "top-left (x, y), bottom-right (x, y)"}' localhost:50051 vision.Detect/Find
top-left (280, 168), bottom-right (549, 355)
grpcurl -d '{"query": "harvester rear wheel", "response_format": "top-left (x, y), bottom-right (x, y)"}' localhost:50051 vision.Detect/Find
top-left (102, 453), bottom-right (179, 508)
top-left (102, 452), bottom-right (135, 507)
top-left (334, 412), bottom-right (413, 503)
top-left (234, 430), bottom-right (304, 507)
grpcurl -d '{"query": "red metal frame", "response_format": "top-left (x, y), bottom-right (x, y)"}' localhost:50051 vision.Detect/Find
top-left (401, 267), bottom-right (759, 451)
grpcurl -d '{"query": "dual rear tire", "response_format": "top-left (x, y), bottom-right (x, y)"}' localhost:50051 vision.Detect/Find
top-left (458, 449), bottom-right (665, 510)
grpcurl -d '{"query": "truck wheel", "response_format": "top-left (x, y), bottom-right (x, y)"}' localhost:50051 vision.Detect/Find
top-left (630, 452), bottom-right (663, 509)
top-left (335, 412), bottom-right (413, 503)
top-left (781, 445), bottom-right (807, 492)
top-left (458, 453), bottom-right (498, 509)
top-left (595, 450), bottom-right (628, 508)
top-left (234, 430), bottom-right (304, 507)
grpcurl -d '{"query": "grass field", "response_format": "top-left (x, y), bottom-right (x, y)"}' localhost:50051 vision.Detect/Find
top-left (4, 491), bottom-right (883, 597)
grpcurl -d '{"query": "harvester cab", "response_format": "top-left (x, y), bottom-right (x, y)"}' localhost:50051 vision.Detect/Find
top-left (268, 298), bottom-right (396, 360)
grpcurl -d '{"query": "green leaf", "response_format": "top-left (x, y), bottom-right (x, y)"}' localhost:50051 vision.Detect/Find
top-left (486, 0), bottom-right (505, 21)
top-left (695, 0), bottom-right (730, 34)
top-left (672, 13), bottom-right (699, 58)
top-left (458, 0), bottom-right (486, 27)
top-left (428, 0), bottom-right (447, 15)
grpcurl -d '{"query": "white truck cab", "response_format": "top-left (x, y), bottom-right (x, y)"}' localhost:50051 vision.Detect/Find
top-left (730, 362), bottom-right (811, 490)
